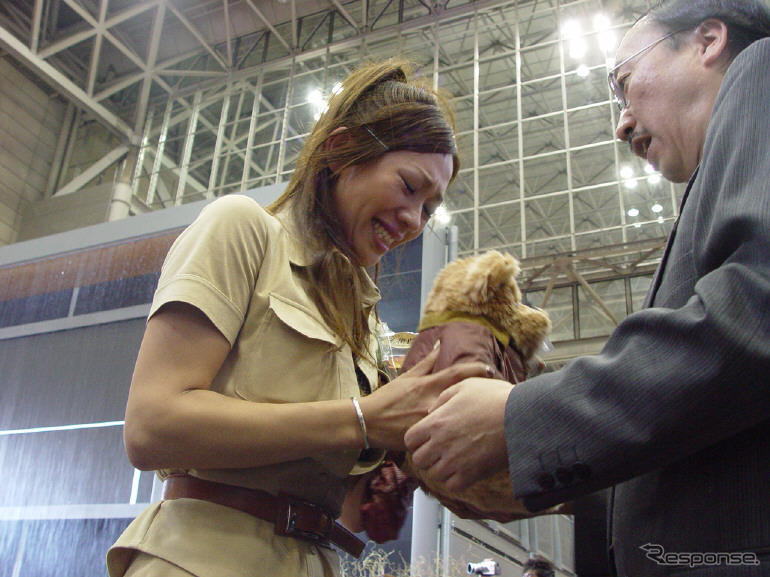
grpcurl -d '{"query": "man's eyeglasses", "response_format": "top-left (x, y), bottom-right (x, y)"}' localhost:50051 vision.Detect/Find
top-left (607, 30), bottom-right (684, 112)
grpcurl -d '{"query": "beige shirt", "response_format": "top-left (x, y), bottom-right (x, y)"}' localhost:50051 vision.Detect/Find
top-left (109, 195), bottom-right (384, 576)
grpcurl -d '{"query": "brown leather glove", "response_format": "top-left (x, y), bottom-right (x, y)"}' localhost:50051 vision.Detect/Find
top-left (360, 459), bottom-right (418, 543)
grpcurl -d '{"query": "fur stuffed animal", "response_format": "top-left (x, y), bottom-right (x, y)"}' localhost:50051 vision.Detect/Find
top-left (399, 250), bottom-right (552, 522)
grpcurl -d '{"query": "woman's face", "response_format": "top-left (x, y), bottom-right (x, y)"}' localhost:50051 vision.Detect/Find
top-left (332, 149), bottom-right (453, 267)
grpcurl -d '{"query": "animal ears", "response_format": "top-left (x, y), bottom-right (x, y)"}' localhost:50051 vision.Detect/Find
top-left (465, 250), bottom-right (522, 304)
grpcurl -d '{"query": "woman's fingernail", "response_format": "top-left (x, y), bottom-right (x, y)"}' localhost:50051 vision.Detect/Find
top-left (433, 339), bottom-right (441, 350)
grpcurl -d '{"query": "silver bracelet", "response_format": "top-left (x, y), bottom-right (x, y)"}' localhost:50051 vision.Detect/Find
top-left (350, 397), bottom-right (370, 450)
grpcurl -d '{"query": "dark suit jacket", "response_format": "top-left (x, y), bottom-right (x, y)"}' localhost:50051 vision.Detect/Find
top-left (504, 38), bottom-right (770, 576)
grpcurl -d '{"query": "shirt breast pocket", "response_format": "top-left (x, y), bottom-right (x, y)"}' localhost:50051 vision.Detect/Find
top-left (235, 292), bottom-right (356, 403)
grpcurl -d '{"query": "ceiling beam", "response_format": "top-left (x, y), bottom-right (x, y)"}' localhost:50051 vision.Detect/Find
top-left (37, 1), bottom-right (160, 59)
top-left (0, 23), bottom-right (136, 143)
top-left (328, 0), bottom-right (359, 33)
top-left (167, 1), bottom-right (229, 70)
top-left (54, 145), bottom-right (130, 196)
top-left (242, 0), bottom-right (292, 53)
top-left (172, 0), bottom-right (508, 101)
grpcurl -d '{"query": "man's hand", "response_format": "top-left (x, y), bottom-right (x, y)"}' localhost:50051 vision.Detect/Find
top-left (404, 377), bottom-right (512, 492)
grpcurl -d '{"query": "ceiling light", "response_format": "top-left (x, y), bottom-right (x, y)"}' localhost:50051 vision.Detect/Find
top-left (576, 64), bottom-right (590, 77)
top-left (658, 216), bottom-right (664, 223)
top-left (627, 208), bottom-right (639, 217)
top-left (597, 30), bottom-right (617, 52)
top-left (644, 163), bottom-right (656, 174)
top-left (308, 89), bottom-right (324, 107)
top-left (620, 165), bottom-right (634, 179)
top-left (651, 203), bottom-right (663, 213)
top-left (562, 19), bottom-right (582, 38)
top-left (432, 205), bottom-right (451, 226)
top-left (593, 14), bottom-right (611, 31)
top-left (624, 179), bottom-right (638, 189)
top-left (569, 39), bottom-right (587, 59)
top-left (648, 174), bottom-right (662, 185)
top-left (309, 88), bottom-right (329, 120)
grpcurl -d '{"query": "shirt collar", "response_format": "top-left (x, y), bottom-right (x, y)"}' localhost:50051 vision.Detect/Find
top-left (275, 211), bottom-right (381, 306)
top-left (275, 210), bottom-right (315, 267)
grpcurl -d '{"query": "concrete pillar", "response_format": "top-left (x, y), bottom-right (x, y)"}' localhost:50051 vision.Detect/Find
top-left (108, 151), bottom-right (136, 221)
top-left (411, 489), bottom-right (441, 575)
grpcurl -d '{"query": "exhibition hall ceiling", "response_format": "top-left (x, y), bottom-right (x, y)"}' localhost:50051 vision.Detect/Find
top-left (0, 0), bottom-right (679, 287)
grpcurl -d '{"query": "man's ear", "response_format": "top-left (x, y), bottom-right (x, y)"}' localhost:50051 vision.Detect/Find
top-left (696, 18), bottom-right (730, 68)
top-left (325, 126), bottom-right (349, 173)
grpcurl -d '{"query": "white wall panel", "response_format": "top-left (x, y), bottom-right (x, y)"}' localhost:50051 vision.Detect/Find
top-left (0, 58), bottom-right (65, 246)
top-left (17, 183), bottom-right (112, 242)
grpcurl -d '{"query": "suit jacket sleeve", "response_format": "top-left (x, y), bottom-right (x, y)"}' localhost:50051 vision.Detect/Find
top-left (504, 39), bottom-right (770, 511)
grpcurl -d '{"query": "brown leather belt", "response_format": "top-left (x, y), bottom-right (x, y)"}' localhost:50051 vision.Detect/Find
top-left (162, 474), bottom-right (365, 558)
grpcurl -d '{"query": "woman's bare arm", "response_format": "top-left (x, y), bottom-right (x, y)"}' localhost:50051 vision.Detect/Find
top-left (124, 302), bottom-right (489, 471)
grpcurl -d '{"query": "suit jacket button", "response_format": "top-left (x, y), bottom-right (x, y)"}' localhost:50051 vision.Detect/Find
top-left (555, 467), bottom-right (574, 486)
top-left (536, 472), bottom-right (556, 490)
top-left (572, 462), bottom-right (591, 481)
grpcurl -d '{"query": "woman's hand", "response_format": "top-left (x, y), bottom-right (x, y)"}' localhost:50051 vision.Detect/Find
top-left (124, 302), bottom-right (378, 471)
top-left (124, 305), bottom-right (489, 471)
top-left (359, 346), bottom-right (491, 451)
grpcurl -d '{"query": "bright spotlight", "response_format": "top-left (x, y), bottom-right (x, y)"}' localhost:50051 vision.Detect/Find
top-left (593, 14), bottom-right (611, 31)
top-left (432, 205), bottom-right (451, 226)
top-left (598, 30), bottom-right (617, 52)
top-left (651, 203), bottom-right (663, 213)
top-left (576, 64), bottom-right (590, 77)
top-left (569, 38), bottom-right (587, 59)
top-left (562, 19), bottom-right (582, 38)
top-left (309, 88), bottom-right (329, 120)
top-left (620, 165), bottom-right (634, 179)
top-left (308, 89), bottom-right (324, 107)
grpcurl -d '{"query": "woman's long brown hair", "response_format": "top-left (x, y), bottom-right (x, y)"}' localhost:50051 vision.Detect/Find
top-left (268, 59), bottom-right (459, 363)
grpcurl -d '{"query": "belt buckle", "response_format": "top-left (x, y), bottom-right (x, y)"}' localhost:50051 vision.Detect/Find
top-left (276, 495), bottom-right (333, 544)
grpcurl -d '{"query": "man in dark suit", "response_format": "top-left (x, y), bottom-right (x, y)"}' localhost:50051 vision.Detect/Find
top-left (405, 1), bottom-right (770, 576)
